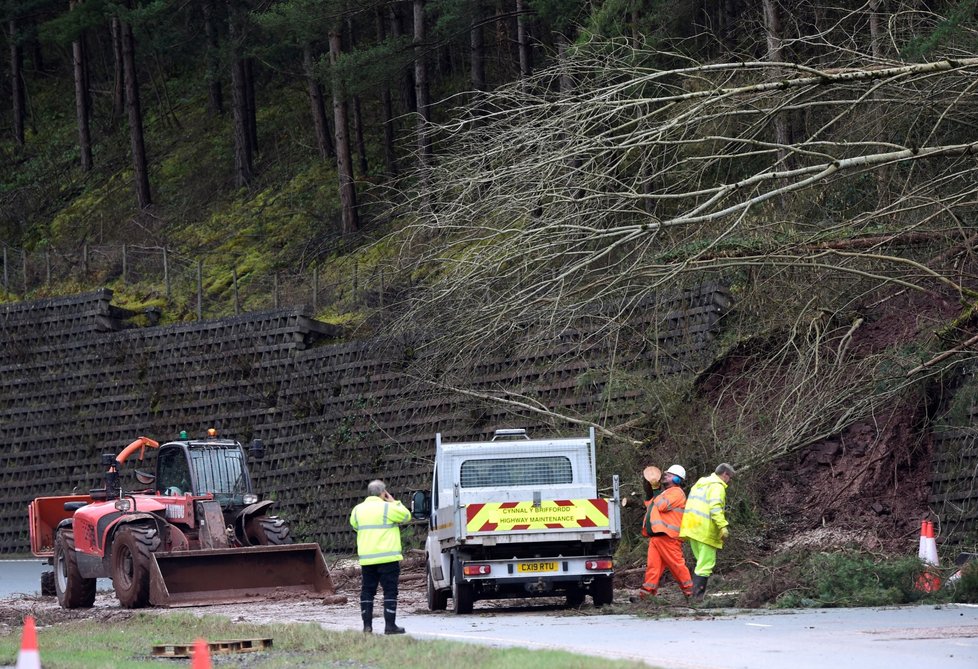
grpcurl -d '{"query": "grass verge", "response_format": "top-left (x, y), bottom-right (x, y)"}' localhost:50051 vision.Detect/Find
top-left (0, 611), bottom-right (653, 669)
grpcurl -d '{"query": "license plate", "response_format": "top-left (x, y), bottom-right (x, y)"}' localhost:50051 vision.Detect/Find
top-left (517, 561), bottom-right (558, 573)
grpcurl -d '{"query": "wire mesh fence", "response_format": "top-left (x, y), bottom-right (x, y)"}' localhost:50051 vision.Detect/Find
top-left (0, 244), bottom-right (390, 319)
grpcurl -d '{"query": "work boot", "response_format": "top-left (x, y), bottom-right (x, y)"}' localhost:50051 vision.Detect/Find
top-left (384, 600), bottom-right (405, 634)
top-left (361, 601), bottom-right (374, 633)
top-left (691, 575), bottom-right (709, 601)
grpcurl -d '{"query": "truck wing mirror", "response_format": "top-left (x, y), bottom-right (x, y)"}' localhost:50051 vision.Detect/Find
top-left (411, 490), bottom-right (431, 520)
top-left (249, 439), bottom-right (265, 460)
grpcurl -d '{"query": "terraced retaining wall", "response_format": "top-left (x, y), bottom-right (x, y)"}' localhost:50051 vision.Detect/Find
top-left (0, 285), bottom-right (730, 553)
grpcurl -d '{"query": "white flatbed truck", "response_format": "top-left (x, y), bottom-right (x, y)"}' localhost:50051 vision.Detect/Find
top-left (411, 428), bottom-right (621, 613)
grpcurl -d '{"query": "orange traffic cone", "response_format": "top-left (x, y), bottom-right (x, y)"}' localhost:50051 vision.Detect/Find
top-left (16, 615), bottom-right (40, 669)
top-left (914, 520), bottom-right (942, 593)
top-left (190, 638), bottom-right (211, 669)
top-left (924, 521), bottom-right (940, 566)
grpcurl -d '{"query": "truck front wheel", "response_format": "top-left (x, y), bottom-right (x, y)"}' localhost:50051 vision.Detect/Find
top-left (452, 565), bottom-right (474, 614)
top-left (54, 529), bottom-right (96, 609)
top-left (427, 563), bottom-right (448, 611)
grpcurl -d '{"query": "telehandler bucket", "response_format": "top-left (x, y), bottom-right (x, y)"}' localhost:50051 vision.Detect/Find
top-left (148, 543), bottom-right (335, 607)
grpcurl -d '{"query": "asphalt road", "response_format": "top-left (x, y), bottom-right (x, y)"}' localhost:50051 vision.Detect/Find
top-left (0, 559), bottom-right (111, 598)
top-left (400, 604), bottom-right (978, 669)
top-left (3, 558), bottom-right (976, 669)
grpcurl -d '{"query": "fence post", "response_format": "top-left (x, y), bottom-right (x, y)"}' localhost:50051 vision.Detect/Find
top-left (233, 266), bottom-right (240, 315)
top-left (196, 260), bottom-right (203, 321)
top-left (379, 267), bottom-right (384, 309)
top-left (121, 244), bottom-right (127, 283)
top-left (83, 244), bottom-right (88, 275)
top-left (163, 247), bottom-right (171, 298)
top-left (21, 249), bottom-right (27, 294)
top-left (2, 247), bottom-right (7, 297)
top-left (273, 273), bottom-right (279, 309)
top-left (312, 268), bottom-right (318, 313)
top-left (45, 250), bottom-right (50, 285)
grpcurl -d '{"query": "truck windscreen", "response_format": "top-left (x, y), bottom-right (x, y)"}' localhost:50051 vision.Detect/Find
top-left (460, 456), bottom-right (573, 488)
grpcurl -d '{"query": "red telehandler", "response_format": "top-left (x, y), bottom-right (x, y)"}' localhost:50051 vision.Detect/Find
top-left (29, 430), bottom-right (334, 608)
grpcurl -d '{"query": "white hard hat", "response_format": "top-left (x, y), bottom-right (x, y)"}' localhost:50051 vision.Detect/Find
top-left (665, 465), bottom-right (686, 481)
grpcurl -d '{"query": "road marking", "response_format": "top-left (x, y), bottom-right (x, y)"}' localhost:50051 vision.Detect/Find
top-left (746, 623), bottom-right (772, 628)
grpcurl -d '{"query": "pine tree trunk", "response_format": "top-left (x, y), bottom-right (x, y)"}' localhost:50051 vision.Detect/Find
top-left (376, 8), bottom-right (398, 176)
top-left (515, 0), bottom-right (531, 81)
top-left (346, 17), bottom-right (368, 176)
top-left (470, 0), bottom-right (486, 92)
top-left (71, 0), bottom-right (92, 171)
top-left (9, 19), bottom-right (25, 146)
top-left (245, 58), bottom-right (258, 153)
top-left (389, 3), bottom-right (416, 114)
top-left (230, 57), bottom-right (253, 186)
top-left (111, 16), bottom-right (124, 123)
top-left (303, 43), bottom-right (334, 160)
top-left (869, 0), bottom-right (884, 59)
top-left (329, 25), bottom-right (359, 234)
top-left (413, 0), bottom-right (431, 166)
top-left (762, 0), bottom-right (793, 166)
top-left (352, 95), bottom-right (368, 176)
top-left (227, 1), bottom-right (253, 186)
top-left (121, 15), bottom-right (151, 207)
top-left (203, 0), bottom-right (224, 116)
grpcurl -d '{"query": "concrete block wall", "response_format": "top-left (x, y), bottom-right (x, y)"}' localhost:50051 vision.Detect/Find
top-left (0, 284), bottom-right (730, 553)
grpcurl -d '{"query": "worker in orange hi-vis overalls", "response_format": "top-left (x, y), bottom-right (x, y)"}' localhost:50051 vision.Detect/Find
top-left (639, 464), bottom-right (693, 599)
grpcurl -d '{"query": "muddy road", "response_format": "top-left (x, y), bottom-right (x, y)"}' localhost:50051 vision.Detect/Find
top-left (2, 557), bottom-right (977, 669)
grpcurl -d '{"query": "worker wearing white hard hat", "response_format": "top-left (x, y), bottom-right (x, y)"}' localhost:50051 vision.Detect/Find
top-left (638, 464), bottom-right (693, 599)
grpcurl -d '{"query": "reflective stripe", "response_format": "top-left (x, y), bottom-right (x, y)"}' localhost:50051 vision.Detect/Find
top-left (650, 519), bottom-right (681, 532)
top-left (359, 550), bottom-right (402, 561)
top-left (357, 523), bottom-right (398, 529)
top-left (684, 507), bottom-right (713, 520)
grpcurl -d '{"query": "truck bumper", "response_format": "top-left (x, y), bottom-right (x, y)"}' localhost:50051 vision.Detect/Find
top-left (459, 555), bottom-right (613, 583)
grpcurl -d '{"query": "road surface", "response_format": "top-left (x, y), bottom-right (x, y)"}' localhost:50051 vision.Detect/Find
top-left (2, 558), bottom-right (976, 669)
top-left (397, 603), bottom-right (978, 669)
top-left (0, 558), bottom-right (111, 598)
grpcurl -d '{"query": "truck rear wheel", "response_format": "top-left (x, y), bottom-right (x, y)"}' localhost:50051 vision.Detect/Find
top-left (452, 565), bottom-right (474, 614)
top-left (54, 529), bottom-right (96, 609)
top-left (112, 525), bottom-right (160, 608)
top-left (245, 515), bottom-right (293, 545)
top-left (590, 575), bottom-right (614, 607)
top-left (427, 563), bottom-right (448, 611)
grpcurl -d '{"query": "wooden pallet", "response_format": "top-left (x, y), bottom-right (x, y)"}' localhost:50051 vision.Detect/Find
top-left (151, 638), bottom-right (273, 658)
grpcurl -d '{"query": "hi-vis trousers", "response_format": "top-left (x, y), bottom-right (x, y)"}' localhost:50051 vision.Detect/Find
top-left (642, 534), bottom-right (693, 596)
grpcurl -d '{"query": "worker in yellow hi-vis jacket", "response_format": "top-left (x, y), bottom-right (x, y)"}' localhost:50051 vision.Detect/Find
top-left (350, 479), bottom-right (410, 634)
top-left (678, 463), bottom-right (735, 601)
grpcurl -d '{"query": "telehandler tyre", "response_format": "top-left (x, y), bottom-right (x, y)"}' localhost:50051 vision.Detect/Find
top-left (245, 515), bottom-right (293, 545)
top-left (54, 529), bottom-right (96, 609)
top-left (112, 525), bottom-right (160, 608)
top-left (40, 570), bottom-right (56, 597)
